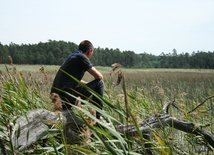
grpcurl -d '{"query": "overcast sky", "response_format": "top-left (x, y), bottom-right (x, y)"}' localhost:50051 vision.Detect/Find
top-left (1, 0), bottom-right (214, 55)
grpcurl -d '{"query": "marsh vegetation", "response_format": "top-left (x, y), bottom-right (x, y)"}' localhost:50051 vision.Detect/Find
top-left (0, 64), bottom-right (214, 154)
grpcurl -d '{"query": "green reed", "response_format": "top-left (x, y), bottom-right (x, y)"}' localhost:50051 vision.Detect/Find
top-left (0, 65), bottom-right (213, 154)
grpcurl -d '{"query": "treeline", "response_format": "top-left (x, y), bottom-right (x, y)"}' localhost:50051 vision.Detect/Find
top-left (0, 40), bottom-right (214, 69)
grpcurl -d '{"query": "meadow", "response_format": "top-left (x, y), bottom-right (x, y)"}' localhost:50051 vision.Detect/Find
top-left (0, 64), bottom-right (214, 154)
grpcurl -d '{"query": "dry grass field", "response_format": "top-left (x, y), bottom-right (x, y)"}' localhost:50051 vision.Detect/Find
top-left (0, 64), bottom-right (214, 154)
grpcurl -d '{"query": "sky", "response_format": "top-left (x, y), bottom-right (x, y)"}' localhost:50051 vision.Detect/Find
top-left (1, 0), bottom-right (214, 55)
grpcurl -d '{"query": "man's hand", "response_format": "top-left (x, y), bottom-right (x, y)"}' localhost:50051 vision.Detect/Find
top-left (80, 80), bottom-right (88, 84)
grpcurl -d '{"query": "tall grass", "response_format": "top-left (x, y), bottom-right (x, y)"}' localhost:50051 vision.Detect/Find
top-left (0, 64), bottom-right (213, 154)
top-left (0, 65), bottom-right (48, 154)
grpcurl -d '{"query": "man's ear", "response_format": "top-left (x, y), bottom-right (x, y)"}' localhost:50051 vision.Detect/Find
top-left (85, 50), bottom-right (90, 57)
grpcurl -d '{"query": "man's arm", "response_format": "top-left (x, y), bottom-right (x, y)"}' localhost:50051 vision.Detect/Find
top-left (87, 67), bottom-right (103, 80)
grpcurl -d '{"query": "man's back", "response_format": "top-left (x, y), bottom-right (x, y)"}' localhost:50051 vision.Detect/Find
top-left (51, 50), bottom-right (92, 94)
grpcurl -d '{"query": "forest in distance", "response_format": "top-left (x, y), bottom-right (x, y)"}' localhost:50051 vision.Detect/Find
top-left (0, 40), bottom-right (214, 69)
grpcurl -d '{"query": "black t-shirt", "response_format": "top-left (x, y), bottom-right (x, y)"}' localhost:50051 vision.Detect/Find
top-left (51, 50), bottom-right (93, 94)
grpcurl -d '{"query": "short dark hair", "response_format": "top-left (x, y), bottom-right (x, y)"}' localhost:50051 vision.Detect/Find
top-left (78, 40), bottom-right (93, 53)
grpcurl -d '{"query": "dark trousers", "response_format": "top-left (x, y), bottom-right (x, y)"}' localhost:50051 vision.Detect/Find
top-left (61, 79), bottom-right (104, 119)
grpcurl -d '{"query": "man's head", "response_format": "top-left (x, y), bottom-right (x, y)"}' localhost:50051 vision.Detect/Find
top-left (79, 40), bottom-right (94, 59)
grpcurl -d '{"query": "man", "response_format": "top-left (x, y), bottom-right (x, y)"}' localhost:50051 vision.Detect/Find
top-left (51, 40), bottom-right (104, 119)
